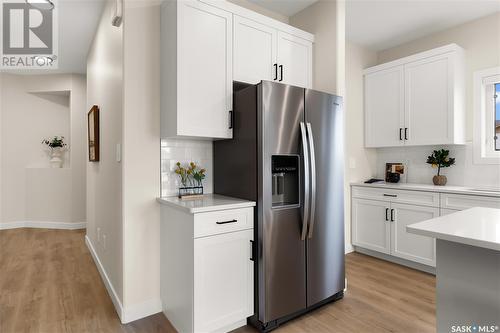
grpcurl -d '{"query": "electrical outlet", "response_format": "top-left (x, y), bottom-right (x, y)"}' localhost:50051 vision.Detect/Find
top-left (97, 227), bottom-right (101, 243)
top-left (102, 234), bottom-right (107, 251)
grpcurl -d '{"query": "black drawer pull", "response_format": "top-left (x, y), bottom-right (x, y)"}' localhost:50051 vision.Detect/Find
top-left (390, 209), bottom-right (395, 222)
top-left (385, 208), bottom-right (389, 221)
top-left (383, 194), bottom-right (397, 197)
top-left (216, 219), bottom-right (237, 225)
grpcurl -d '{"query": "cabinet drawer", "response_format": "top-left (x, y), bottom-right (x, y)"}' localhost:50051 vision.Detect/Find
top-left (194, 207), bottom-right (254, 238)
top-left (440, 193), bottom-right (500, 210)
top-left (352, 187), bottom-right (439, 207)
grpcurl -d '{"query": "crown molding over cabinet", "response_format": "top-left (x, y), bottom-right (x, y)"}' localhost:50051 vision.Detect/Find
top-left (161, 0), bottom-right (314, 140)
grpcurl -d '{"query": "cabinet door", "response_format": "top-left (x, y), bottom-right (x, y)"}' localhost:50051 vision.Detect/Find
top-left (364, 66), bottom-right (405, 147)
top-left (352, 199), bottom-right (391, 254)
top-left (194, 229), bottom-right (253, 332)
top-left (404, 53), bottom-right (453, 145)
top-left (277, 31), bottom-right (312, 88)
top-left (178, 1), bottom-right (233, 139)
top-left (234, 15), bottom-right (277, 84)
top-left (391, 203), bottom-right (438, 266)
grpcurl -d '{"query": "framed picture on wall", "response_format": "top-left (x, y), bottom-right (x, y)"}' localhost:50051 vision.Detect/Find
top-left (88, 105), bottom-right (100, 162)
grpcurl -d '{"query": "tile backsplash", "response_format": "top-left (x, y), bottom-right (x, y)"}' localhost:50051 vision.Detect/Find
top-left (161, 139), bottom-right (213, 197)
top-left (375, 142), bottom-right (500, 188)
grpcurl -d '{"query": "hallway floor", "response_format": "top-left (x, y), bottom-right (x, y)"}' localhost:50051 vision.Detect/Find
top-left (0, 228), bottom-right (435, 333)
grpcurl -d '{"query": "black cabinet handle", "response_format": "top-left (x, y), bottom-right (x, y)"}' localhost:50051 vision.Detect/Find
top-left (385, 208), bottom-right (389, 221)
top-left (216, 219), bottom-right (237, 225)
top-left (390, 209), bottom-right (395, 222)
top-left (250, 240), bottom-right (255, 261)
top-left (273, 64), bottom-right (278, 80)
top-left (399, 128), bottom-right (403, 141)
top-left (228, 110), bottom-right (233, 129)
top-left (279, 65), bottom-right (283, 82)
top-left (383, 194), bottom-right (397, 197)
top-left (404, 128), bottom-right (408, 141)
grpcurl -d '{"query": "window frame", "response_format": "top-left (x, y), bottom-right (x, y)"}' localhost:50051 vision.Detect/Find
top-left (473, 67), bottom-right (500, 164)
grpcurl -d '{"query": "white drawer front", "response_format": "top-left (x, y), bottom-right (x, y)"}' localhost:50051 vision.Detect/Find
top-left (352, 186), bottom-right (439, 207)
top-left (440, 193), bottom-right (500, 211)
top-left (194, 207), bottom-right (253, 238)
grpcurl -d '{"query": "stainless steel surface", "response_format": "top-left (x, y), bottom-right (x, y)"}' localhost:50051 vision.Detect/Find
top-left (305, 89), bottom-right (345, 306)
top-left (259, 81), bottom-right (307, 323)
top-left (306, 122), bottom-right (317, 239)
top-left (300, 122), bottom-right (310, 241)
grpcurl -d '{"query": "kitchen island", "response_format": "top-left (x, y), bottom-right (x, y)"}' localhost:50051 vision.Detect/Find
top-left (407, 207), bottom-right (500, 333)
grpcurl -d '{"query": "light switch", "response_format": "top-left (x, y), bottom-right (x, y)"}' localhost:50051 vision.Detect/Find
top-left (349, 158), bottom-right (356, 169)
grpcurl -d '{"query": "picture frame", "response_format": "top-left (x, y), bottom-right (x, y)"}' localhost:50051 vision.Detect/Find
top-left (88, 105), bottom-right (100, 162)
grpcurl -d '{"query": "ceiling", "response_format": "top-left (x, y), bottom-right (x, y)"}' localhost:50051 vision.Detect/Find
top-left (246, 0), bottom-right (318, 17)
top-left (7, 0), bottom-right (104, 74)
top-left (347, 0), bottom-right (500, 51)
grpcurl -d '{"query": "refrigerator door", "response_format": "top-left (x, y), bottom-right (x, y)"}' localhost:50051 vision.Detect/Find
top-left (258, 81), bottom-right (307, 323)
top-left (305, 89), bottom-right (345, 306)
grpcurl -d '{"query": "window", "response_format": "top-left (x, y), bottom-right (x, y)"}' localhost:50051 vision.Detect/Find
top-left (495, 83), bottom-right (500, 151)
top-left (473, 67), bottom-right (500, 164)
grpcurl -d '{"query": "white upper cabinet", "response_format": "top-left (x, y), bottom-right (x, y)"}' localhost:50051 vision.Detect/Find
top-left (364, 66), bottom-right (404, 147)
top-left (277, 31), bottom-right (313, 88)
top-left (233, 16), bottom-right (277, 84)
top-left (162, 0), bottom-right (315, 139)
top-left (364, 44), bottom-right (465, 147)
top-left (233, 18), bottom-right (313, 88)
top-left (161, 0), bottom-right (233, 139)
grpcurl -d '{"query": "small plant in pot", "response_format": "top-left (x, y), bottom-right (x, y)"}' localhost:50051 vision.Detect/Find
top-left (426, 149), bottom-right (455, 186)
top-left (42, 136), bottom-right (67, 168)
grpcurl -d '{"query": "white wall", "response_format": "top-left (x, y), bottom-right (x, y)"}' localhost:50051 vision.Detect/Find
top-left (290, 0), bottom-right (340, 95)
top-left (86, 0), bottom-right (124, 306)
top-left (0, 74), bottom-right (86, 226)
top-left (227, 0), bottom-right (289, 23)
top-left (121, 0), bottom-right (162, 320)
top-left (344, 41), bottom-right (378, 252)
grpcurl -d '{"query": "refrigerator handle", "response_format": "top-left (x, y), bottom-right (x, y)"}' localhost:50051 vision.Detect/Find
top-left (300, 122), bottom-right (310, 241)
top-left (306, 123), bottom-right (316, 239)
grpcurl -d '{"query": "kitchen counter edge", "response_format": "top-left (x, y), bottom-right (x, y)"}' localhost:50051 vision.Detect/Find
top-left (157, 194), bottom-right (256, 214)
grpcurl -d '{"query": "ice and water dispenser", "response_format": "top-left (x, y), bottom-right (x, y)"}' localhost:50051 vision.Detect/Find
top-left (271, 155), bottom-right (299, 208)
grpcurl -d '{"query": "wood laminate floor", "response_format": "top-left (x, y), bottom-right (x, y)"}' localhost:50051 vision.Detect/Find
top-left (0, 228), bottom-right (435, 333)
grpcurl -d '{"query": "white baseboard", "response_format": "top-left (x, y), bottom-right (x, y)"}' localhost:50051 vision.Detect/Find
top-left (85, 235), bottom-right (162, 324)
top-left (345, 243), bottom-right (354, 254)
top-left (122, 298), bottom-right (162, 324)
top-left (0, 220), bottom-right (86, 230)
top-left (85, 235), bottom-right (125, 322)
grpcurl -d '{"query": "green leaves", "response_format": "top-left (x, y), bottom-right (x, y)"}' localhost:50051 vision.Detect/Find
top-left (42, 136), bottom-right (67, 148)
top-left (426, 149), bottom-right (455, 176)
top-left (175, 162), bottom-right (206, 187)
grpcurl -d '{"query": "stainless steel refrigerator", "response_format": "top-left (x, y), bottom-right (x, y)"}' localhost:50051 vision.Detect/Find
top-left (214, 81), bottom-right (345, 332)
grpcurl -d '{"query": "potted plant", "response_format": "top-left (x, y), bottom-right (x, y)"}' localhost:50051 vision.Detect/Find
top-left (426, 149), bottom-right (455, 186)
top-left (42, 136), bottom-right (67, 168)
top-left (175, 162), bottom-right (206, 198)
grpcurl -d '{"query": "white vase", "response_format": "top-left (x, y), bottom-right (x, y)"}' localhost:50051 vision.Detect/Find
top-left (50, 147), bottom-right (64, 168)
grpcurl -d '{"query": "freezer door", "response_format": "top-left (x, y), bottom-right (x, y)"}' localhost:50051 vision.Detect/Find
top-left (305, 89), bottom-right (345, 306)
top-left (258, 81), bottom-right (307, 323)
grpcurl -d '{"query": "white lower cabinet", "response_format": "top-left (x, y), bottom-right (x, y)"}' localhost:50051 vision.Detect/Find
top-left (194, 229), bottom-right (254, 332)
top-left (352, 185), bottom-right (500, 269)
top-left (352, 198), bottom-right (437, 267)
top-left (160, 204), bottom-right (255, 333)
top-left (352, 199), bottom-right (391, 254)
top-left (391, 203), bottom-right (437, 266)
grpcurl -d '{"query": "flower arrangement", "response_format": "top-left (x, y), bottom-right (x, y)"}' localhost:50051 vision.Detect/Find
top-left (42, 136), bottom-right (67, 149)
top-left (426, 149), bottom-right (455, 185)
top-left (175, 162), bottom-right (206, 197)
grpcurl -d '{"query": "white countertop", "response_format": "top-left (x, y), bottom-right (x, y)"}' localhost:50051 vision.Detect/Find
top-left (351, 182), bottom-right (500, 197)
top-left (407, 207), bottom-right (500, 251)
top-left (157, 194), bottom-right (256, 214)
